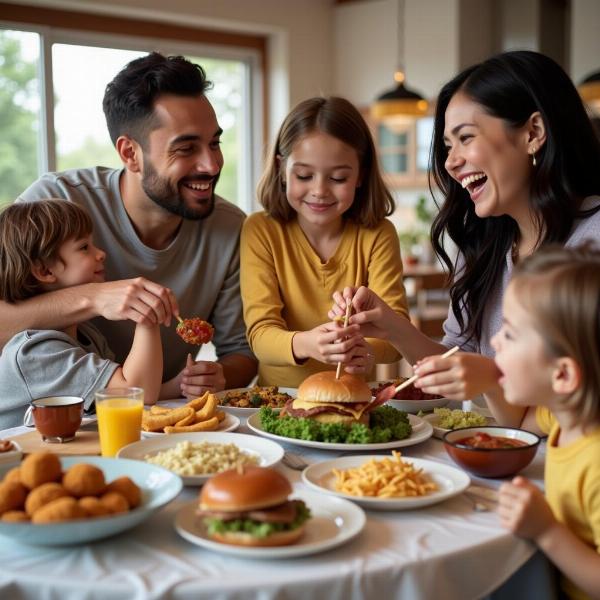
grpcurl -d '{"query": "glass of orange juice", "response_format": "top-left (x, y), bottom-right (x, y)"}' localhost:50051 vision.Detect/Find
top-left (95, 387), bottom-right (144, 457)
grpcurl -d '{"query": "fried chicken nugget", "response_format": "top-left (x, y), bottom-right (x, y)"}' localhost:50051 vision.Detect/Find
top-left (194, 394), bottom-right (218, 421)
top-left (62, 463), bottom-right (106, 498)
top-left (79, 496), bottom-right (111, 517)
top-left (164, 415), bottom-right (219, 434)
top-left (3, 467), bottom-right (21, 485)
top-left (20, 452), bottom-right (62, 489)
top-left (0, 481), bottom-right (28, 514)
top-left (106, 476), bottom-right (141, 509)
top-left (100, 491), bottom-right (129, 514)
top-left (142, 406), bottom-right (194, 432)
top-left (1, 510), bottom-right (29, 522)
top-left (25, 482), bottom-right (70, 516)
top-left (32, 496), bottom-right (86, 523)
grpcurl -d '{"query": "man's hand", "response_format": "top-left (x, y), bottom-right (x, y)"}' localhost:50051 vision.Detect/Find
top-left (92, 278), bottom-right (178, 326)
top-left (180, 353), bottom-right (226, 398)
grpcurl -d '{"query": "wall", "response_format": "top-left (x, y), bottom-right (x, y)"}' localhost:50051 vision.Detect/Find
top-left (570, 0), bottom-right (600, 84)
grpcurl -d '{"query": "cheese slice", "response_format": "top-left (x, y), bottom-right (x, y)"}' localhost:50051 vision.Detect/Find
top-left (291, 398), bottom-right (370, 420)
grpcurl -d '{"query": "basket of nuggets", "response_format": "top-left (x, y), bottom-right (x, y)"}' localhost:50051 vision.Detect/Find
top-left (142, 391), bottom-right (226, 435)
top-left (0, 451), bottom-right (141, 524)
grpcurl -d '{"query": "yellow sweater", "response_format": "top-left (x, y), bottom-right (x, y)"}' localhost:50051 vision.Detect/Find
top-left (536, 407), bottom-right (600, 600)
top-left (240, 212), bottom-right (408, 387)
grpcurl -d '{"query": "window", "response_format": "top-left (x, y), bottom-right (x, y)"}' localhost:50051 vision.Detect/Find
top-left (0, 11), bottom-right (264, 212)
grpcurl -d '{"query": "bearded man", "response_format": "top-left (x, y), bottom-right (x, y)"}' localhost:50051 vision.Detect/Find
top-left (9, 52), bottom-right (257, 397)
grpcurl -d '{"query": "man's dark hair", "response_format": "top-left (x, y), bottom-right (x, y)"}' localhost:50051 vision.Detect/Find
top-left (103, 52), bottom-right (212, 147)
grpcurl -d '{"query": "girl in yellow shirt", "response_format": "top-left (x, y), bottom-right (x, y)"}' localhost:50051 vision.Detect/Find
top-left (491, 245), bottom-right (600, 600)
top-left (241, 96), bottom-right (408, 387)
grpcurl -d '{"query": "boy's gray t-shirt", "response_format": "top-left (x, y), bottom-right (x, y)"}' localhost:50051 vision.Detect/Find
top-left (0, 322), bottom-right (119, 429)
top-left (18, 167), bottom-right (253, 381)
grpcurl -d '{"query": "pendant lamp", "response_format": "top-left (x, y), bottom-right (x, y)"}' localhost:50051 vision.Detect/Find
top-left (371, 0), bottom-right (428, 120)
top-left (579, 70), bottom-right (600, 114)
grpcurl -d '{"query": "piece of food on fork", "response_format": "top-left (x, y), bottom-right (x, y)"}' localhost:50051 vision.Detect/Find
top-left (176, 316), bottom-right (214, 345)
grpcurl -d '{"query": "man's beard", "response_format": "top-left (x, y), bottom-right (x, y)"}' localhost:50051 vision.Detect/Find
top-left (141, 160), bottom-right (219, 220)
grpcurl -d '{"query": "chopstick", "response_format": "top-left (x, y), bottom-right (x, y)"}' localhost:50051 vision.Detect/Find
top-left (393, 345), bottom-right (460, 393)
top-left (335, 303), bottom-right (353, 380)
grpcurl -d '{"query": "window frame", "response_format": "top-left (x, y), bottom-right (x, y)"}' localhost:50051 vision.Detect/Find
top-left (0, 2), bottom-right (266, 213)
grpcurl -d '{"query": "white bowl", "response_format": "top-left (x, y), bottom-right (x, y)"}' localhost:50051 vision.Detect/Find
top-left (0, 456), bottom-right (182, 546)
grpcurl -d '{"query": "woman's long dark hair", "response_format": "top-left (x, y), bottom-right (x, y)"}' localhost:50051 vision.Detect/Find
top-left (430, 50), bottom-right (600, 345)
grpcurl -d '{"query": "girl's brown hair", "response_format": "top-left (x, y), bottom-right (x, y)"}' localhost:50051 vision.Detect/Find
top-left (511, 243), bottom-right (600, 428)
top-left (257, 96), bottom-right (395, 227)
top-left (0, 199), bottom-right (93, 303)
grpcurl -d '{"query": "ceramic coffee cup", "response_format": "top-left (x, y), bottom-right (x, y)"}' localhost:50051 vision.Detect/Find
top-left (24, 396), bottom-right (84, 443)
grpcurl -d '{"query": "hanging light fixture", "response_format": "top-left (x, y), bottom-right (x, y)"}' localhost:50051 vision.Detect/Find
top-left (578, 70), bottom-right (600, 114)
top-left (371, 0), bottom-right (428, 120)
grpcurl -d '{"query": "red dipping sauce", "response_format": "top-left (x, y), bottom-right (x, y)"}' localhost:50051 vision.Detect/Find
top-left (456, 431), bottom-right (528, 449)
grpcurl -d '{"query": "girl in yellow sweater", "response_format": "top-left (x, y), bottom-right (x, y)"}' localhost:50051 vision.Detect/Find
top-left (492, 245), bottom-right (600, 600)
top-left (241, 96), bottom-right (408, 387)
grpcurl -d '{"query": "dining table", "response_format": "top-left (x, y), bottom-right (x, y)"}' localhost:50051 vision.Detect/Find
top-left (0, 405), bottom-right (556, 600)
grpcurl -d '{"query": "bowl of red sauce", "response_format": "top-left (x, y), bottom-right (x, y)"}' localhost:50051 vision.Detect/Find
top-left (443, 426), bottom-right (540, 478)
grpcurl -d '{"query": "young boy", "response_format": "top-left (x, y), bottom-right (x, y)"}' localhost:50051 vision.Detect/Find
top-left (0, 199), bottom-right (162, 428)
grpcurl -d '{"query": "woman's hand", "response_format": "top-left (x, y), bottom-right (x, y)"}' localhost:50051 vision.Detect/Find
top-left (292, 321), bottom-right (365, 366)
top-left (412, 352), bottom-right (502, 400)
top-left (329, 286), bottom-right (398, 340)
top-left (498, 477), bottom-right (556, 541)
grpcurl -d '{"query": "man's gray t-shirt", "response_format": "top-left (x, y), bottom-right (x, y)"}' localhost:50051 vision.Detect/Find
top-left (18, 167), bottom-right (253, 381)
top-left (442, 196), bottom-right (600, 357)
top-left (0, 322), bottom-right (119, 429)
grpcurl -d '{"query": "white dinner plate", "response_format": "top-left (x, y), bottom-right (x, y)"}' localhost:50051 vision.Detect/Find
top-left (422, 411), bottom-right (493, 440)
top-left (246, 412), bottom-right (433, 451)
top-left (0, 439), bottom-right (23, 467)
top-left (118, 431), bottom-right (284, 486)
top-left (368, 381), bottom-right (449, 413)
top-left (175, 490), bottom-right (365, 558)
top-left (301, 455), bottom-right (470, 510)
top-left (216, 387), bottom-right (297, 417)
top-left (0, 456), bottom-right (182, 546)
top-left (142, 412), bottom-right (240, 438)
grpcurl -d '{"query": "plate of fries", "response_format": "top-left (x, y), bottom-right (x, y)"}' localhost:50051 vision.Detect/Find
top-left (301, 452), bottom-right (470, 510)
top-left (141, 392), bottom-right (239, 436)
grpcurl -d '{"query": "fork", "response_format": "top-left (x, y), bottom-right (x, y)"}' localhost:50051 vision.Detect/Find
top-left (281, 452), bottom-right (310, 471)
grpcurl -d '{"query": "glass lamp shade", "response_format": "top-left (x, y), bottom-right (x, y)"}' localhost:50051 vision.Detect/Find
top-left (371, 82), bottom-right (428, 119)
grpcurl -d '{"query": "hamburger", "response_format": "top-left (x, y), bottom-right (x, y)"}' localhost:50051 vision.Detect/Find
top-left (282, 371), bottom-right (384, 426)
top-left (197, 466), bottom-right (311, 547)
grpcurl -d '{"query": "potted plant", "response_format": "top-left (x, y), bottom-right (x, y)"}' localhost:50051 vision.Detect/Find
top-left (398, 196), bottom-right (435, 265)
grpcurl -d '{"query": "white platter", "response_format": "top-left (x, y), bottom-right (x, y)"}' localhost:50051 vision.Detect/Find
top-left (0, 456), bottom-right (182, 546)
top-left (175, 490), bottom-right (365, 558)
top-left (118, 431), bottom-right (284, 486)
top-left (301, 455), bottom-right (470, 510)
top-left (0, 440), bottom-right (23, 467)
top-left (246, 412), bottom-right (433, 451)
top-left (422, 411), bottom-right (493, 440)
top-left (216, 387), bottom-right (297, 417)
top-left (368, 381), bottom-right (449, 413)
top-left (142, 412), bottom-right (240, 438)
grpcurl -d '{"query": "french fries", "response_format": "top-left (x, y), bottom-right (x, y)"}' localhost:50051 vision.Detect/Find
top-left (332, 451), bottom-right (438, 498)
top-left (142, 392), bottom-right (225, 434)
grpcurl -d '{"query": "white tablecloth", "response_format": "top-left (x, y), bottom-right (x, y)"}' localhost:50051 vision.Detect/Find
top-left (0, 419), bottom-right (549, 600)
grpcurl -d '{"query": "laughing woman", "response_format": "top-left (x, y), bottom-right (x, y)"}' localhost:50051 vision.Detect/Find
top-left (331, 50), bottom-right (600, 425)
